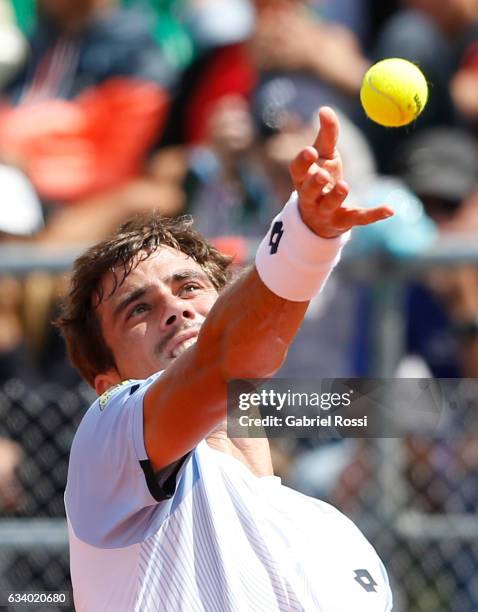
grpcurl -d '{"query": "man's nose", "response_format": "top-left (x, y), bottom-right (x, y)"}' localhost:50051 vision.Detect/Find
top-left (160, 295), bottom-right (196, 330)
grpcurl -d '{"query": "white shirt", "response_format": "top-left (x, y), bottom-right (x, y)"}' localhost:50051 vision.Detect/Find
top-left (65, 375), bottom-right (393, 611)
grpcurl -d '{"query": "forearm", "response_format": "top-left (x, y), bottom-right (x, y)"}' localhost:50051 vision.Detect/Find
top-left (200, 266), bottom-right (309, 380)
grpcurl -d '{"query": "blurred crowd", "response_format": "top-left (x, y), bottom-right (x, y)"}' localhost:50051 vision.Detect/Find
top-left (0, 0), bottom-right (477, 379)
top-left (1, 0), bottom-right (478, 608)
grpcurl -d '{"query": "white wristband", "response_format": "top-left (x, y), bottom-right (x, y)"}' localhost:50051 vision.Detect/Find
top-left (255, 191), bottom-right (350, 302)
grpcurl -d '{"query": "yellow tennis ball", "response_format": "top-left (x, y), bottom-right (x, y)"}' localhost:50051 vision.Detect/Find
top-left (360, 58), bottom-right (428, 127)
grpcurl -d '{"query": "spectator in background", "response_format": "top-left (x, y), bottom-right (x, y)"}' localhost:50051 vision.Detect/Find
top-left (158, 0), bottom-right (257, 146)
top-left (0, 0), bottom-right (180, 245)
top-left (159, 0), bottom-right (371, 146)
top-left (250, 0), bottom-right (371, 117)
top-left (183, 94), bottom-right (271, 241)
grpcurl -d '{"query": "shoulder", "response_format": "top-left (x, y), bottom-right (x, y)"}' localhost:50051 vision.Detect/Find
top-left (71, 372), bottom-right (163, 458)
top-left (65, 371), bottom-right (184, 547)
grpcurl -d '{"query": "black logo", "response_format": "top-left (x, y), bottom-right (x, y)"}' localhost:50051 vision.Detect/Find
top-left (414, 93), bottom-right (422, 115)
top-left (269, 221), bottom-right (284, 254)
top-left (354, 569), bottom-right (377, 593)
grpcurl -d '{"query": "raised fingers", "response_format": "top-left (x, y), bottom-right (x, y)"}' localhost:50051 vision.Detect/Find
top-left (289, 147), bottom-right (318, 188)
top-left (336, 205), bottom-right (394, 229)
top-left (298, 179), bottom-right (351, 237)
top-left (313, 106), bottom-right (339, 160)
top-left (299, 166), bottom-right (334, 203)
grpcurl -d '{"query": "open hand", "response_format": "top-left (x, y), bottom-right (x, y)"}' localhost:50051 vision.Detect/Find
top-left (289, 107), bottom-right (393, 238)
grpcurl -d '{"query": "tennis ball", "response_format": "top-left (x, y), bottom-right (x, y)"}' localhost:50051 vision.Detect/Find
top-left (360, 58), bottom-right (428, 127)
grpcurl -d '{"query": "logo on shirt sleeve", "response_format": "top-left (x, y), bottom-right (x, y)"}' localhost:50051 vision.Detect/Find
top-left (354, 569), bottom-right (378, 593)
top-left (99, 380), bottom-right (135, 410)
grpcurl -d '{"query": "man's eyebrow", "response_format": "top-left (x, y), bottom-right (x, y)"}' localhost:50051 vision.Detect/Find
top-left (165, 270), bottom-right (212, 284)
top-left (113, 287), bottom-right (148, 320)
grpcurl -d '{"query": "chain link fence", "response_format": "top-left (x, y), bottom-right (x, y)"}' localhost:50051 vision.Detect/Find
top-left (0, 378), bottom-right (94, 611)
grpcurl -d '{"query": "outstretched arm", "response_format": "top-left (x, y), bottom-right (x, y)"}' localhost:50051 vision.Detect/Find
top-left (144, 107), bottom-right (392, 471)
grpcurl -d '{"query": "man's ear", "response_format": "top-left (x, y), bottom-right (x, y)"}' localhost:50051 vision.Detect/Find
top-left (94, 370), bottom-right (121, 396)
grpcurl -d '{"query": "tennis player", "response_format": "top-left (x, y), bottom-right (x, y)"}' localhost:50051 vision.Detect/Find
top-left (61, 107), bottom-right (394, 611)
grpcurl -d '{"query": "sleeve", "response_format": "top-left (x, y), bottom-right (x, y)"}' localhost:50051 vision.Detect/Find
top-left (65, 377), bottom-right (193, 548)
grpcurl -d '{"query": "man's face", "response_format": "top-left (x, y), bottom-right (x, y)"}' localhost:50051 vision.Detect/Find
top-left (95, 247), bottom-right (219, 388)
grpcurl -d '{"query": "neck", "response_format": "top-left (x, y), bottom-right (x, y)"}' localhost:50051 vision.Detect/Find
top-left (206, 420), bottom-right (274, 477)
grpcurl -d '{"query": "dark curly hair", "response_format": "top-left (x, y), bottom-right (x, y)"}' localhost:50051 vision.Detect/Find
top-left (55, 213), bottom-right (232, 387)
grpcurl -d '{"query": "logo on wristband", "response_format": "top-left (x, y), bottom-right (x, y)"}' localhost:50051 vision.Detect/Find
top-left (269, 222), bottom-right (284, 254)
